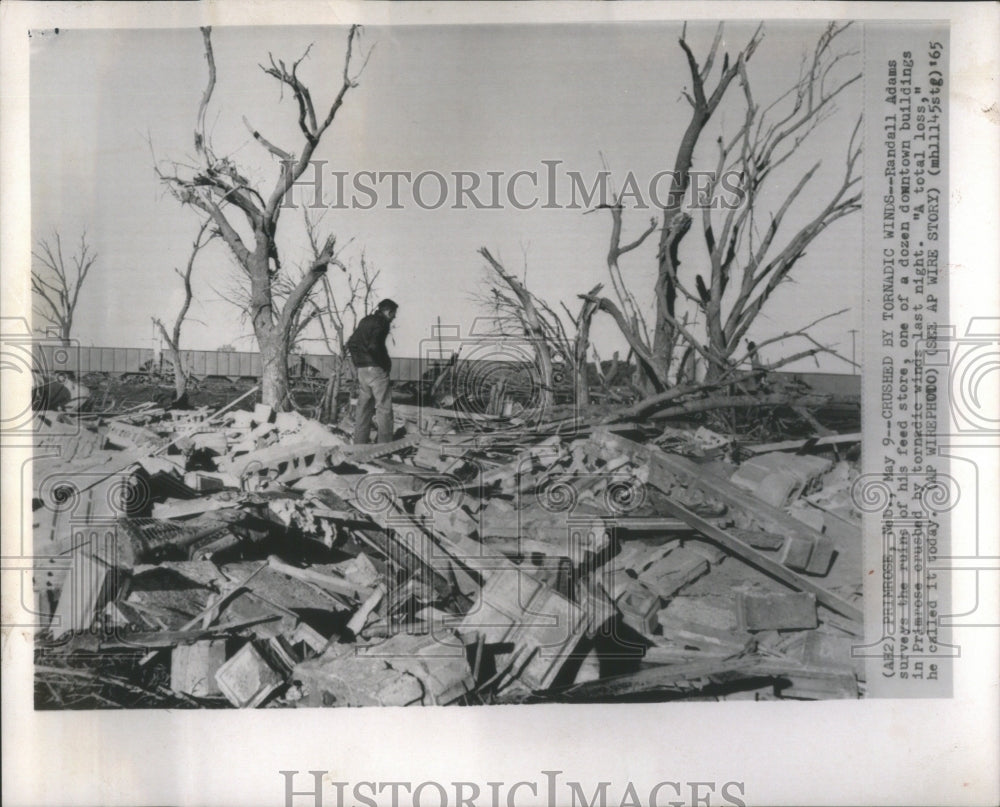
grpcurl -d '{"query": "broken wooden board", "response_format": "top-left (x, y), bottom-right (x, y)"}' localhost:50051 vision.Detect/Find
top-left (457, 567), bottom-right (587, 691)
top-left (394, 403), bottom-right (505, 425)
top-left (295, 473), bottom-right (473, 603)
top-left (33, 419), bottom-right (104, 462)
top-left (221, 442), bottom-right (347, 484)
top-left (51, 550), bottom-right (123, 638)
top-left (220, 559), bottom-right (354, 614)
top-left (184, 470), bottom-right (240, 492)
top-left (214, 642), bottom-right (285, 708)
top-left (339, 434), bottom-right (422, 463)
top-left (98, 618), bottom-right (280, 649)
top-left (152, 492), bottom-right (245, 520)
top-left (614, 517), bottom-right (695, 534)
top-left (554, 656), bottom-right (761, 701)
top-left (411, 439), bottom-right (473, 473)
top-left (745, 433), bottom-right (862, 455)
top-left (34, 466), bottom-right (153, 535)
top-left (478, 436), bottom-right (568, 486)
top-left (752, 659), bottom-right (860, 699)
top-left (265, 555), bottom-right (369, 601)
top-left (102, 421), bottom-right (166, 451)
top-left (478, 517), bottom-right (612, 556)
top-left (170, 639), bottom-right (227, 697)
top-left (654, 495), bottom-right (862, 625)
top-left (643, 637), bottom-right (732, 664)
top-left (588, 428), bottom-right (837, 575)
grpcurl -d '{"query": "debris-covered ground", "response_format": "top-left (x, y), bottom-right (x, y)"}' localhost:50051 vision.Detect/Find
top-left (33, 395), bottom-right (864, 708)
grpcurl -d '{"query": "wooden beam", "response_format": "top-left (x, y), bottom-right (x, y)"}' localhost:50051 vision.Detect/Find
top-left (744, 432), bottom-right (862, 455)
top-left (656, 496), bottom-right (862, 624)
top-left (588, 428), bottom-right (836, 575)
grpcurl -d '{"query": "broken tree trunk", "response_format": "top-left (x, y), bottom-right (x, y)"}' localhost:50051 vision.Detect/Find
top-left (573, 284), bottom-right (603, 408)
top-left (157, 26), bottom-right (362, 411)
top-left (648, 392), bottom-right (833, 420)
top-left (479, 248), bottom-right (555, 411)
top-left (153, 218), bottom-right (214, 402)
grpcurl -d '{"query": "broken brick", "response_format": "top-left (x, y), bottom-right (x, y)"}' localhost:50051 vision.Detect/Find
top-left (616, 582), bottom-right (662, 636)
top-left (736, 590), bottom-right (818, 631)
top-left (657, 596), bottom-right (750, 651)
top-left (637, 545), bottom-right (710, 598)
top-left (33, 379), bottom-right (863, 708)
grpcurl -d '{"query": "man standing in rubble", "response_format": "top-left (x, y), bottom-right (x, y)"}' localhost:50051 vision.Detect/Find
top-left (347, 299), bottom-right (398, 444)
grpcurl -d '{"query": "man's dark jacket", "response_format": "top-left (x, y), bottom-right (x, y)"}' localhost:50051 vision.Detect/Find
top-left (347, 312), bottom-right (391, 373)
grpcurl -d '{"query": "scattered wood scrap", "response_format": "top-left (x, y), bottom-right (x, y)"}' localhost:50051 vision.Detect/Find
top-left (32, 394), bottom-right (865, 708)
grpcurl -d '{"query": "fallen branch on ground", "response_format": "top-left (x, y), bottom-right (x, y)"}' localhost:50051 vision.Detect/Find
top-left (649, 392), bottom-right (833, 420)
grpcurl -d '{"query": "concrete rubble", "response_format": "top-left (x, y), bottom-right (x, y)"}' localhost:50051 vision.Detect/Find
top-left (32, 398), bottom-right (866, 707)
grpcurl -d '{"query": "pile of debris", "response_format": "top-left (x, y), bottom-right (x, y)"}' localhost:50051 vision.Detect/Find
top-left (32, 398), bottom-right (864, 707)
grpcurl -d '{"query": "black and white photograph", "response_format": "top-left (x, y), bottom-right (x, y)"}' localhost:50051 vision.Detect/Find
top-left (2, 2), bottom-right (996, 806)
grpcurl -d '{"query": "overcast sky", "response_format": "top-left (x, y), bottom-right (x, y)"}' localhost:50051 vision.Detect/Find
top-left (30, 21), bottom-right (863, 370)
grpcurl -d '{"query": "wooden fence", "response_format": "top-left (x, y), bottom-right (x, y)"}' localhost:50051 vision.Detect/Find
top-left (31, 343), bottom-right (860, 395)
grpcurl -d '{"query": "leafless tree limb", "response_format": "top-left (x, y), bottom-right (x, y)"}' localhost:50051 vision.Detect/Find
top-left (592, 22), bottom-right (861, 393)
top-left (156, 25), bottom-right (369, 408)
top-left (31, 231), bottom-right (98, 344)
top-left (153, 218), bottom-right (216, 399)
top-left (480, 247), bottom-right (556, 409)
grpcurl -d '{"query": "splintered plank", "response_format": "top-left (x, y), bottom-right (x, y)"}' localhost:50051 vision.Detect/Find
top-left (656, 496), bottom-right (862, 626)
top-left (588, 429), bottom-right (837, 575)
top-left (340, 434), bottom-right (422, 462)
top-left (458, 567), bottom-right (587, 691)
top-left (556, 656), bottom-right (761, 700)
top-left (51, 550), bottom-right (122, 638)
top-left (745, 433), bottom-right (862, 455)
top-left (295, 473), bottom-right (474, 602)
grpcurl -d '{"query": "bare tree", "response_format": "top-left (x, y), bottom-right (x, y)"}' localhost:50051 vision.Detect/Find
top-left (573, 197), bottom-right (669, 393)
top-left (295, 211), bottom-right (380, 422)
top-left (602, 22), bottom-right (861, 387)
top-left (312, 257), bottom-right (381, 422)
top-left (157, 26), bottom-right (370, 409)
top-left (31, 232), bottom-right (98, 345)
top-left (645, 23), bottom-right (763, 381)
top-left (684, 22), bottom-right (861, 380)
top-left (152, 219), bottom-right (215, 401)
top-left (208, 210), bottom-right (372, 420)
top-left (478, 253), bottom-right (630, 408)
top-left (568, 283), bottom-right (603, 406)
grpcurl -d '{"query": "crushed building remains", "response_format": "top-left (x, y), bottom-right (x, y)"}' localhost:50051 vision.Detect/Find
top-left (32, 392), bottom-right (864, 707)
